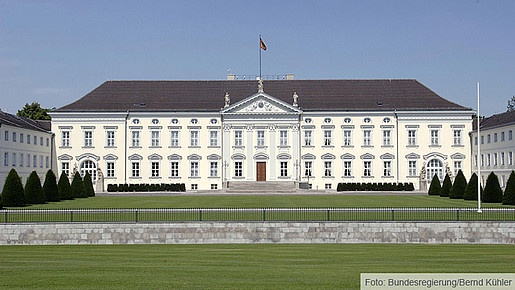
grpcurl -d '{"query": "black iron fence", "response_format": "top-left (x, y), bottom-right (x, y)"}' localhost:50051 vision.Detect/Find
top-left (0, 208), bottom-right (513, 223)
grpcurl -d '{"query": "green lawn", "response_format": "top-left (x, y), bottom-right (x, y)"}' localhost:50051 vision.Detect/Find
top-left (0, 244), bottom-right (512, 289)
top-left (15, 195), bottom-right (511, 209)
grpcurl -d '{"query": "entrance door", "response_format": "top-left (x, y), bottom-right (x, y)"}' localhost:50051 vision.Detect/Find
top-left (256, 162), bottom-right (266, 181)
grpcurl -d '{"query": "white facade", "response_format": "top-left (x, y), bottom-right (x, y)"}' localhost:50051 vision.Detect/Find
top-left (0, 120), bottom-right (55, 189)
top-left (471, 122), bottom-right (515, 188)
top-left (50, 91), bottom-right (473, 191)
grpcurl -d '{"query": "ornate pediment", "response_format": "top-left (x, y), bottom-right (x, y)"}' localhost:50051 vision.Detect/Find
top-left (221, 93), bottom-right (302, 115)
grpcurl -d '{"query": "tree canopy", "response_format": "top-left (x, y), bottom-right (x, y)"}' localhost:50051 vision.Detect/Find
top-left (17, 102), bottom-right (52, 120)
top-left (507, 96), bottom-right (515, 112)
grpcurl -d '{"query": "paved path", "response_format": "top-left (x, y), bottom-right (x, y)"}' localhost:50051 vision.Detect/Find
top-left (96, 191), bottom-right (428, 197)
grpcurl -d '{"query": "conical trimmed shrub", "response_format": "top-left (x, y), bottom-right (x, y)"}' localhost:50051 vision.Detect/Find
top-left (428, 174), bottom-right (441, 195)
top-left (483, 172), bottom-right (503, 203)
top-left (449, 170), bottom-right (467, 199)
top-left (464, 173), bottom-right (480, 201)
top-left (440, 174), bottom-right (452, 197)
top-left (83, 172), bottom-right (95, 197)
top-left (57, 172), bottom-right (72, 200)
top-left (1, 169), bottom-right (25, 207)
top-left (502, 171), bottom-right (515, 205)
top-left (24, 171), bottom-right (45, 204)
top-left (71, 172), bottom-right (86, 198)
top-left (43, 170), bottom-right (59, 202)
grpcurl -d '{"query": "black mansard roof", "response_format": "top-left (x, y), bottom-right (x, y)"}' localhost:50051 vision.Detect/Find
top-left (0, 111), bottom-right (51, 133)
top-left (56, 79), bottom-right (469, 112)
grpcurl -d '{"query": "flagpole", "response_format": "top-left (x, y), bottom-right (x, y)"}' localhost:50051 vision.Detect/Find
top-left (477, 81), bottom-right (482, 213)
top-left (259, 35), bottom-right (262, 79)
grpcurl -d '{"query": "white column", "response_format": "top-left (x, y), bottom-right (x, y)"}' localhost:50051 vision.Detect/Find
top-left (292, 124), bottom-right (299, 181)
top-left (223, 124), bottom-right (231, 181)
top-left (269, 125), bottom-right (276, 180)
top-left (246, 125), bottom-right (253, 180)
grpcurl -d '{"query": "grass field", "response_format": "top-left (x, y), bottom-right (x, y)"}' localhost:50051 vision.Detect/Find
top-left (14, 195), bottom-right (511, 209)
top-left (0, 244), bottom-right (512, 289)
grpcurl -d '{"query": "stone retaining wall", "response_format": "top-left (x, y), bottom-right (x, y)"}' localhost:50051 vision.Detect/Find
top-left (0, 222), bottom-right (513, 245)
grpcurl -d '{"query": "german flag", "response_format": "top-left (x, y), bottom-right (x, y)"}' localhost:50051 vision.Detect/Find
top-left (260, 37), bottom-right (267, 51)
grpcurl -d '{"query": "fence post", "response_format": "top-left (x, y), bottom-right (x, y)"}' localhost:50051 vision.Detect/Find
top-left (391, 209), bottom-right (395, 221)
top-left (457, 209), bottom-right (460, 221)
top-left (135, 209), bottom-right (138, 223)
top-left (327, 209), bottom-right (330, 221)
top-left (263, 209), bottom-right (266, 222)
top-left (199, 209), bottom-right (202, 221)
top-left (70, 210), bottom-right (73, 222)
top-left (4, 211), bottom-right (7, 223)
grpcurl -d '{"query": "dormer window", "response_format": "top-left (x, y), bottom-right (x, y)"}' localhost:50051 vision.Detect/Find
top-left (132, 119), bottom-right (140, 124)
top-left (383, 117), bottom-right (391, 123)
top-left (210, 119), bottom-right (218, 124)
top-left (364, 118), bottom-right (371, 123)
top-left (151, 119), bottom-right (159, 124)
top-left (305, 118), bottom-right (312, 123)
top-left (324, 118), bottom-right (332, 123)
top-left (171, 119), bottom-right (179, 124)
top-left (344, 118), bottom-right (351, 123)
top-left (191, 119), bottom-right (198, 124)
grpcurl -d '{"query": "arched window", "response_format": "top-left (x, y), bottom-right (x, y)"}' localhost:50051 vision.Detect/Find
top-left (80, 160), bottom-right (97, 181)
top-left (426, 159), bottom-right (443, 181)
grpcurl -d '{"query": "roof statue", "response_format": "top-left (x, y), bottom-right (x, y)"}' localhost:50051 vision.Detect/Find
top-left (224, 92), bottom-right (230, 108)
top-left (292, 91), bottom-right (299, 107)
top-left (257, 78), bottom-right (264, 93)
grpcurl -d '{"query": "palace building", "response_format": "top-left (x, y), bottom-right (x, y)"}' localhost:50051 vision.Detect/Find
top-left (49, 77), bottom-right (473, 191)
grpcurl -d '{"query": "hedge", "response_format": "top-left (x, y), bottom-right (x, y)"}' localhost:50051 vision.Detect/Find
top-left (57, 172), bottom-right (73, 200)
top-left (428, 174), bottom-right (441, 196)
top-left (83, 172), bottom-right (95, 197)
top-left (336, 182), bottom-right (414, 191)
top-left (1, 169), bottom-right (25, 207)
top-left (71, 172), bottom-right (87, 198)
top-left (24, 171), bottom-right (45, 204)
top-left (107, 183), bottom-right (186, 192)
top-left (449, 170), bottom-right (467, 199)
top-left (482, 172), bottom-right (503, 203)
top-left (440, 174), bottom-right (452, 197)
top-left (503, 171), bottom-right (515, 205)
top-left (463, 173), bottom-right (480, 201)
top-left (43, 170), bottom-right (60, 202)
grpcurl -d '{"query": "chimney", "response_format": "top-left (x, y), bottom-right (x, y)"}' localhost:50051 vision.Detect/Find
top-left (285, 73), bottom-right (295, 80)
top-left (227, 74), bottom-right (236, 80)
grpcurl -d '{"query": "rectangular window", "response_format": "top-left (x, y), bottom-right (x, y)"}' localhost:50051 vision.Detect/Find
top-left (474, 155), bottom-right (477, 167)
top-left (190, 162), bottom-right (199, 177)
top-left (430, 130), bottom-right (439, 145)
top-left (487, 154), bottom-right (491, 166)
top-left (474, 137), bottom-right (478, 145)
top-left (191, 184), bottom-right (198, 190)
top-left (27, 135), bottom-right (31, 144)
top-left (46, 156), bottom-right (49, 168)
top-left (383, 130), bottom-right (391, 146)
top-left (4, 131), bottom-right (8, 141)
top-left (494, 133), bottom-right (498, 142)
top-left (408, 130), bottom-right (417, 146)
top-left (304, 130), bottom-right (312, 146)
top-left (62, 162), bottom-right (70, 177)
top-left (280, 161), bottom-right (288, 177)
top-left (363, 161), bottom-right (372, 177)
top-left (383, 161), bottom-right (392, 177)
top-left (211, 184), bottom-right (218, 190)
top-left (151, 162), bottom-right (160, 177)
top-left (40, 137), bottom-right (43, 146)
top-left (170, 131), bottom-right (179, 147)
top-left (257, 130), bottom-right (265, 146)
top-left (106, 131), bottom-right (115, 147)
top-left (323, 130), bottom-right (332, 146)
top-left (40, 155), bottom-right (43, 168)
top-left (363, 130), bottom-right (371, 146)
top-left (234, 130), bottom-right (243, 146)
top-left (12, 132), bottom-right (16, 142)
top-left (501, 132), bottom-right (505, 141)
top-left (151, 131), bottom-right (160, 147)
top-left (487, 134), bottom-right (491, 143)
top-left (324, 161), bottom-right (332, 177)
top-left (325, 184), bottom-right (332, 190)
top-left (27, 154), bottom-right (30, 167)
top-left (481, 154), bottom-right (484, 166)
top-left (454, 161), bottom-right (462, 175)
top-left (106, 162), bottom-right (115, 178)
top-left (481, 136), bottom-right (484, 144)
top-left (501, 152), bottom-right (505, 165)
top-left (20, 153), bottom-right (24, 167)
top-left (84, 131), bottom-right (93, 147)
top-left (510, 152), bottom-right (513, 165)
top-left (280, 130), bottom-right (288, 146)
top-left (494, 153), bottom-right (498, 166)
top-left (190, 131), bottom-right (199, 147)
top-left (408, 161), bottom-right (417, 176)
top-left (343, 161), bottom-right (352, 177)
top-left (62, 131), bottom-right (70, 147)
top-left (510, 131), bottom-right (513, 140)
top-left (33, 155), bottom-right (37, 168)
top-left (46, 138), bottom-right (49, 147)
top-left (3, 152), bottom-right (8, 166)
top-left (34, 136), bottom-right (37, 145)
top-left (210, 131), bottom-right (218, 147)
top-left (234, 161), bottom-right (243, 177)
top-left (210, 161), bottom-right (218, 177)
top-left (170, 162), bottom-right (179, 177)
top-left (12, 153), bottom-right (16, 166)
top-left (304, 161), bottom-right (312, 177)
top-left (131, 162), bottom-right (140, 177)
top-left (453, 130), bottom-right (462, 145)
top-left (20, 134), bottom-right (24, 143)
top-left (343, 130), bottom-right (352, 146)
top-left (132, 131), bottom-right (140, 147)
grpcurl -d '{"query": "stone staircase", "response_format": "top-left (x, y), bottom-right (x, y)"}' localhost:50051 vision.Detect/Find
top-left (226, 181), bottom-right (296, 193)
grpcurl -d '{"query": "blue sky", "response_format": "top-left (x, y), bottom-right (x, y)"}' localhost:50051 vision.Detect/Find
top-left (0, 0), bottom-right (514, 116)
